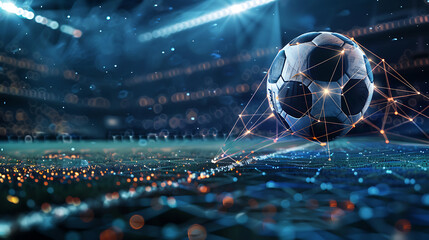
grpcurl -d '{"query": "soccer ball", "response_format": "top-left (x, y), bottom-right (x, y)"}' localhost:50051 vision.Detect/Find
top-left (267, 32), bottom-right (374, 142)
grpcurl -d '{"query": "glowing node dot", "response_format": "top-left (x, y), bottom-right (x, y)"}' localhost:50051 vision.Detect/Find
top-left (380, 130), bottom-right (385, 134)
top-left (382, 59), bottom-right (385, 62)
top-left (409, 118), bottom-right (413, 122)
top-left (385, 140), bottom-right (390, 144)
top-left (394, 111), bottom-right (398, 115)
top-left (246, 130), bottom-right (251, 134)
top-left (320, 142), bottom-right (327, 146)
top-left (323, 88), bottom-right (330, 95)
top-left (341, 50), bottom-right (345, 54)
top-left (388, 97), bottom-right (394, 102)
top-left (417, 92), bottom-right (421, 94)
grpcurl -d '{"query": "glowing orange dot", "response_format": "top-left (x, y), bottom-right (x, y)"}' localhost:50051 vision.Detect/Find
top-left (199, 185), bottom-right (209, 193)
top-left (344, 200), bottom-right (355, 211)
top-left (222, 196), bottom-right (234, 208)
top-left (385, 140), bottom-right (390, 144)
top-left (129, 215), bottom-right (145, 230)
top-left (112, 192), bottom-right (119, 199)
top-left (380, 130), bottom-right (385, 134)
top-left (41, 202), bottom-right (51, 213)
top-left (394, 111), bottom-right (398, 115)
top-left (73, 197), bottom-right (81, 205)
top-left (99, 228), bottom-right (118, 240)
top-left (7, 195), bottom-right (19, 204)
top-left (395, 219), bottom-right (411, 232)
top-left (188, 224), bottom-right (207, 240)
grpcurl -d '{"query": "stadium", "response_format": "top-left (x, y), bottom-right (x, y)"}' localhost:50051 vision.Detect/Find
top-left (0, 0), bottom-right (428, 239)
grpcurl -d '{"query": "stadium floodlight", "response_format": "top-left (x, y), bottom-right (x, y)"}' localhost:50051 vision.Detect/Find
top-left (0, 1), bottom-right (34, 19)
top-left (0, 1), bottom-right (82, 38)
top-left (138, 0), bottom-right (277, 42)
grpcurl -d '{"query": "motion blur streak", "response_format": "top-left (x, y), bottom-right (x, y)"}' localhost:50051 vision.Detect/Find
top-left (138, 0), bottom-right (277, 42)
top-left (0, 1), bottom-right (82, 38)
top-left (0, 1), bottom-right (34, 19)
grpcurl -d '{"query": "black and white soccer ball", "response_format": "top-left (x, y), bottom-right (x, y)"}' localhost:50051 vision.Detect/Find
top-left (267, 31), bottom-right (374, 142)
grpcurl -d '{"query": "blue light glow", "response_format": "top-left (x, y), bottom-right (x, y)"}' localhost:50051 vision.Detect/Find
top-left (0, 2), bottom-right (34, 19)
top-left (0, 1), bottom-right (81, 38)
top-left (138, 0), bottom-right (277, 42)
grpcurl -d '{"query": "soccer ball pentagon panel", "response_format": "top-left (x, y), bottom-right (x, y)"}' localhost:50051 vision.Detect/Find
top-left (267, 32), bottom-right (374, 142)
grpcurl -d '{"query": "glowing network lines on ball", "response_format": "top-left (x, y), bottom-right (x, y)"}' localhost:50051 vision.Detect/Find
top-left (138, 0), bottom-right (277, 42)
top-left (0, 1), bottom-right (82, 38)
top-left (213, 34), bottom-right (429, 164)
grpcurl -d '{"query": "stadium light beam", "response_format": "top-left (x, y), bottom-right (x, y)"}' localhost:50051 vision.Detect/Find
top-left (0, 1), bottom-right (82, 38)
top-left (0, 1), bottom-right (34, 20)
top-left (138, 0), bottom-right (277, 42)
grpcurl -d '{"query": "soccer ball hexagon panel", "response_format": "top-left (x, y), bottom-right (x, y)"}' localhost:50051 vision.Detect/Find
top-left (267, 32), bottom-right (374, 142)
